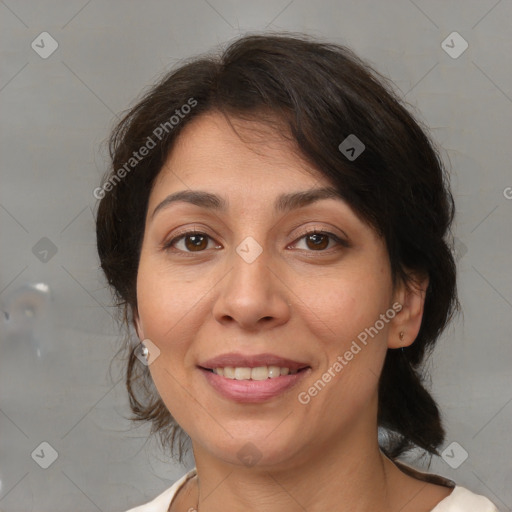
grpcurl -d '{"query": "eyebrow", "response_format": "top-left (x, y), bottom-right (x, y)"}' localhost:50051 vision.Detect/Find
top-left (150, 186), bottom-right (345, 220)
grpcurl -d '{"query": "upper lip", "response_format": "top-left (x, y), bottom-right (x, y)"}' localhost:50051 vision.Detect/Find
top-left (198, 352), bottom-right (310, 371)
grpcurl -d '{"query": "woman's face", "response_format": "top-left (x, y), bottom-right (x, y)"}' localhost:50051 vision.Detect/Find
top-left (135, 112), bottom-right (416, 469)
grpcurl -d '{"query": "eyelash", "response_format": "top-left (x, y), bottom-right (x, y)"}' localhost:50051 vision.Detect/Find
top-left (162, 228), bottom-right (349, 255)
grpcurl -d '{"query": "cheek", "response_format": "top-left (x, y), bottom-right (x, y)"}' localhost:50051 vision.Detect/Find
top-left (299, 263), bottom-right (392, 392)
top-left (136, 257), bottom-right (198, 350)
top-left (135, 261), bottom-right (199, 421)
top-left (295, 260), bottom-right (392, 342)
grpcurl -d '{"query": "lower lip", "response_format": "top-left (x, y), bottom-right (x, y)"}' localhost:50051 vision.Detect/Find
top-left (199, 367), bottom-right (311, 403)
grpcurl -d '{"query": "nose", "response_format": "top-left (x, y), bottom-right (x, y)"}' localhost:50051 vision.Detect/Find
top-left (211, 245), bottom-right (291, 331)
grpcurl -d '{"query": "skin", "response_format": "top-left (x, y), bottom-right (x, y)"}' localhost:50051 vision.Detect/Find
top-left (134, 112), bottom-right (452, 512)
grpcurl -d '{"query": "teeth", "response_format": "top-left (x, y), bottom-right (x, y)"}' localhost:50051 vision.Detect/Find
top-left (235, 367), bottom-right (251, 380)
top-left (212, 366), bottom-right (299, 380)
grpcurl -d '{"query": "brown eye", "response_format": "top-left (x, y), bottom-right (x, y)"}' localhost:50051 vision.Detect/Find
top-left (164, 231), bottom-right (220, 253)
top-left (304, 233), bottom-right (330, 250)
top-left (293, 230), bottom-right (346, 252)
top-left (164, 229), bottom-right (347, 255)
top-left (183, 234), bottom-right (209, 251)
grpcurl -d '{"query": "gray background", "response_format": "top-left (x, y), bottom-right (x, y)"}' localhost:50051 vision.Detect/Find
top-left (1, 1), bottom-right (511, 511)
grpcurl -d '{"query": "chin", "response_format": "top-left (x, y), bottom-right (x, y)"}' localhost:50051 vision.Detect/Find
top-left (198, 431), bottom-right (309, 471)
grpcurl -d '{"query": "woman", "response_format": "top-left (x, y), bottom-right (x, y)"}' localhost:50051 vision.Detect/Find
top-left (96, 33), bottom-right (499, 511)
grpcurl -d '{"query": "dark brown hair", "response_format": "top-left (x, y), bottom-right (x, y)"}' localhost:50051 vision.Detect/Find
top-left (96, 32), bottom-right (459, 463)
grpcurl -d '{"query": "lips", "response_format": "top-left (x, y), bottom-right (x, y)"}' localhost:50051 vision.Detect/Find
top-left (197, 352), bottom-right (312, 403)
top-left (199, 365), bottom-right (312, 403)
top-left (198, 352), bottom-right (310, 372)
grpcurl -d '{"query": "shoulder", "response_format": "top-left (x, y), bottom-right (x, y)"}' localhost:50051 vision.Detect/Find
top-left (390, 457), bottom-right (499, 511)
top-left (124, 468), bottom-right (197, 512)
top-left (431, 486), bottom-right (499, 511)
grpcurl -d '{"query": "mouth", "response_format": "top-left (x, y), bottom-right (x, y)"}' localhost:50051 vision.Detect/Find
top-left (197, 353), bottom-right (312, 403)
top-left (198, 365), bottom-right (310, 380)
top-left (198, 352), bottom-right (310, 373)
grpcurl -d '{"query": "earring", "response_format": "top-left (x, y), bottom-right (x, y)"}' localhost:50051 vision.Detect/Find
top-left (399, 331), bottom-right (405, 342)
top-left (141, 342), bottom-right (149, 359)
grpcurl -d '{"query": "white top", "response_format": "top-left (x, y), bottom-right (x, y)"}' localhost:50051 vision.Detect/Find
top-left (125, 467), bottom-right (499, 512)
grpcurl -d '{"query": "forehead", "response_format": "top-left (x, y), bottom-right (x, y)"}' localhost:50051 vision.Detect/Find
top-left (152, 111), bottom-right (325, 192)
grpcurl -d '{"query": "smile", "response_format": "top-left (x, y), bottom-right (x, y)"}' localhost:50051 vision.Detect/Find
top-left (199, 366), bottom-right (311, 403)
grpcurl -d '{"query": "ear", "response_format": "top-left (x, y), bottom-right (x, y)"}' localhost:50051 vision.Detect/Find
top-left (388, 271), bottom-right (429, 349)
top-left (132, 307), bottom-right (145, 341)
